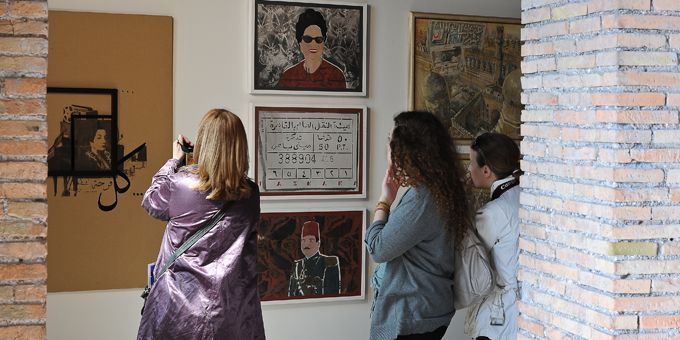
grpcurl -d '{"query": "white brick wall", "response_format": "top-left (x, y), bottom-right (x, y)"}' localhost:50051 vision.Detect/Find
top-left (0, 1), bottom-right (48, 339)
top-left (519, 0), bottom-right (680, 338)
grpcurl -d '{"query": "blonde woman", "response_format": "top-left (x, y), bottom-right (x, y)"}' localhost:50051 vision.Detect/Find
top-left (137, 109), bottom-right (265, 340)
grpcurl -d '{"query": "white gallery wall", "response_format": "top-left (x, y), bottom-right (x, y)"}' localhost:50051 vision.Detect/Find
top-left (46, 0), bottom-right (520, 339)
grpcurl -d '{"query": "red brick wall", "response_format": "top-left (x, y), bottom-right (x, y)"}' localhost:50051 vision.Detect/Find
top-left (0, 1), bottom-right (48, 339)
top-left (520, 0), bottom-right (680, 338)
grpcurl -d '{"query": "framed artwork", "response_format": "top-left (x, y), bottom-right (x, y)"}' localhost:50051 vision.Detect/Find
top-left (251, 0), bottom-right (368, 96)
top-left (47, 86), bottom-right (150, 212)
top-left (252, 105), bottom-right (367, 199)
top-left (409, 12), bottom-right (522, 145)
top-left (47, 11), bottom-right (173, 293)
top-left (47, 87), bottom-right (118, 177)
top-left (257, 209), bottom-right (366, 304)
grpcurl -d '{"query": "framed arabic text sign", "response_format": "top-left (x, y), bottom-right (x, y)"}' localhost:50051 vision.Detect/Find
top-left (253, 105), bottom-right (366, 199)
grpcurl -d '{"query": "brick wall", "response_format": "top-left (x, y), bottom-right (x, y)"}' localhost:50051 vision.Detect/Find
top-left (0, 0), bottom-right (48, 339)
top-left (519, 0), bottom-right (680, 338)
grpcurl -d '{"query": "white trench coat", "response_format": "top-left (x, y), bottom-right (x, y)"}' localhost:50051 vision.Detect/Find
top-left (465, 177), bottom-right (520, 340)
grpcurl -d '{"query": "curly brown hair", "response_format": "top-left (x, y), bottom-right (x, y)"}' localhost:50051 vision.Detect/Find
top-left (389, 111), bottom-right (471, 249)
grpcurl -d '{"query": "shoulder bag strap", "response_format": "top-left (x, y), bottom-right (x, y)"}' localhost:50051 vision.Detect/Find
top-left (490, 178), bottom-right (519, 201)
top-left (156, 202), bottom-right (230, 280)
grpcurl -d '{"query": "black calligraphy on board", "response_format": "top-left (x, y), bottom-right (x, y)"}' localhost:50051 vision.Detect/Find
top-left (47, 87), bottom-right (147, 211)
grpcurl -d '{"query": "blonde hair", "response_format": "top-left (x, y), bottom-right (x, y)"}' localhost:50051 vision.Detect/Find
top-left (192, 109), bottom-right (251, 201)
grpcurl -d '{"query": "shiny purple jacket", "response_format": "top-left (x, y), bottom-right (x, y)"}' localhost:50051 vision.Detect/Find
top-left (137, 159), bottom-right (265, 340)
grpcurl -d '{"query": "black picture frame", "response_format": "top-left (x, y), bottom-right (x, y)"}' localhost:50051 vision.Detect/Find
top-left (47, 87), bottom-right (118, 177)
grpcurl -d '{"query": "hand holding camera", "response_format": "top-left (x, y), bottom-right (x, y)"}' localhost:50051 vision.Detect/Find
top-left (173, 134), bottom-right (194, 162)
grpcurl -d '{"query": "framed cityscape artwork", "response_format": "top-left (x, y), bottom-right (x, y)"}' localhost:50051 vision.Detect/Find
top-left (409, 12), bottom-right (522, 144)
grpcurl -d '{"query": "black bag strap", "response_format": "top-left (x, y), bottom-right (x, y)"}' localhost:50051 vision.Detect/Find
top-left (156, 202), bottom-right (230, 280)
top-left (490, 178), bottom-right (519, 201)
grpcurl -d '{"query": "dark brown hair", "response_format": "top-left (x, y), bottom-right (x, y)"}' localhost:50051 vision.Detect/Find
top-left (470, 132), bottom-right (522, 180)
top-left (390, 111), bottom-right (471, 249)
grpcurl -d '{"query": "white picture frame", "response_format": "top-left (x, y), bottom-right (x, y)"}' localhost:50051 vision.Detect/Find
top-left (257, 208), bottom-right (367, 305)
top-left (251, 104), bottom-right (367, 199)
top-left (250, 0), bottom-right (368, 96)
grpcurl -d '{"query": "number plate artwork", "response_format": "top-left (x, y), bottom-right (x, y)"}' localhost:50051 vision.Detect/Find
top-left (253, 106), bottom-right (366, 199)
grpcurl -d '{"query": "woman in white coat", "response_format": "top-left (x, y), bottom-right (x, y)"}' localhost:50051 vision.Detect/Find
top-left (466, 132), bottom-right (522, 340)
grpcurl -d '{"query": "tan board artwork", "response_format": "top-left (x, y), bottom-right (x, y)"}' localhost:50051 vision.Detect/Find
top-left (47, 11), bottom-right (173, 292)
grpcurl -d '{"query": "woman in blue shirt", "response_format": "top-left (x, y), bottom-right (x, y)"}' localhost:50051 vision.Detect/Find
top-left (365, 111), bottom-right (471, 340)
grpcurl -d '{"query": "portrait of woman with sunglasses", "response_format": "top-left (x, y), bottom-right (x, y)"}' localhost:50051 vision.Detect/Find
top-left (465, 132), bottom-right (522, 340)
top-left (276, 8), bottom-right (347, 90)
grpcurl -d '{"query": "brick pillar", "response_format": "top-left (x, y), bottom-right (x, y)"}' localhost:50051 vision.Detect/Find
top-left (0, 1), bottom-right (48, 339)
top-left (519, 0), bottom-right (680, 338)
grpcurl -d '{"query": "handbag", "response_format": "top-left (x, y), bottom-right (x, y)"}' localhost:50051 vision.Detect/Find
top-left (453, 225), bottom-right (495, 309)
top-left (140, 202), bottom-right (230, 315)
top-left (455, 178), bottom-right (519, 309)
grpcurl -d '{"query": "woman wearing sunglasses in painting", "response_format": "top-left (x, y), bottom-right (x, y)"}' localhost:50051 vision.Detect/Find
top-left (276, 8), bottom-right (347, 90)
top-left (465, 132), bottom-right (522, 340)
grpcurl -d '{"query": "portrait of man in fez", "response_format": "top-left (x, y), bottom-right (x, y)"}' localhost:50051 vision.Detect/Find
top-left (256, 210), bottom-right (364, 303)
top-left (288, 220), bottom-right (341, 296)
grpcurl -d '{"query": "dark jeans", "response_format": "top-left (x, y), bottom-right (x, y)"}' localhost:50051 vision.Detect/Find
top-left (395, 326), bottom-right (447, 340)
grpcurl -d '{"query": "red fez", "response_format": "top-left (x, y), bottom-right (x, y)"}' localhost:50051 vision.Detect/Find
top-left (302, 220), bottom-right (320, 240)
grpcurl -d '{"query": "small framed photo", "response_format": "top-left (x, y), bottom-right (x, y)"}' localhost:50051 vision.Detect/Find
top-left (251, 0), bottom-right (368, 96)
top-left (72, 115), bottom-right (114, 172)
top-left (252, 105), bottom-right (367, 199)
top-left (257, 209), bottom-right (366, 304)
top-left (47, 87), bottom-right (118, 177)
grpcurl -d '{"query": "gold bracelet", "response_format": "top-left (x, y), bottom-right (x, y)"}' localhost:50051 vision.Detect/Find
top-left (375, 201), bottom-right (391, 212)
top-left (375, 208), bottom-right (389, 215)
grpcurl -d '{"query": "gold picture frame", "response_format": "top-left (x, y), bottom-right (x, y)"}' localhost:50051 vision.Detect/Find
top-left (408, 12), bottom-right (522, 147)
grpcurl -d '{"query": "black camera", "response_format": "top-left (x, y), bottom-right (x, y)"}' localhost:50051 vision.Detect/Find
top-left (179, 141), bottom-right (193, 153)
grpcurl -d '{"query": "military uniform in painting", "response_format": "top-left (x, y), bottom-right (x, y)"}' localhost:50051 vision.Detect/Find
top-left (287, 220), bottom-right (341, 296)
top-left (288, 252), bottom-right (341, 296)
